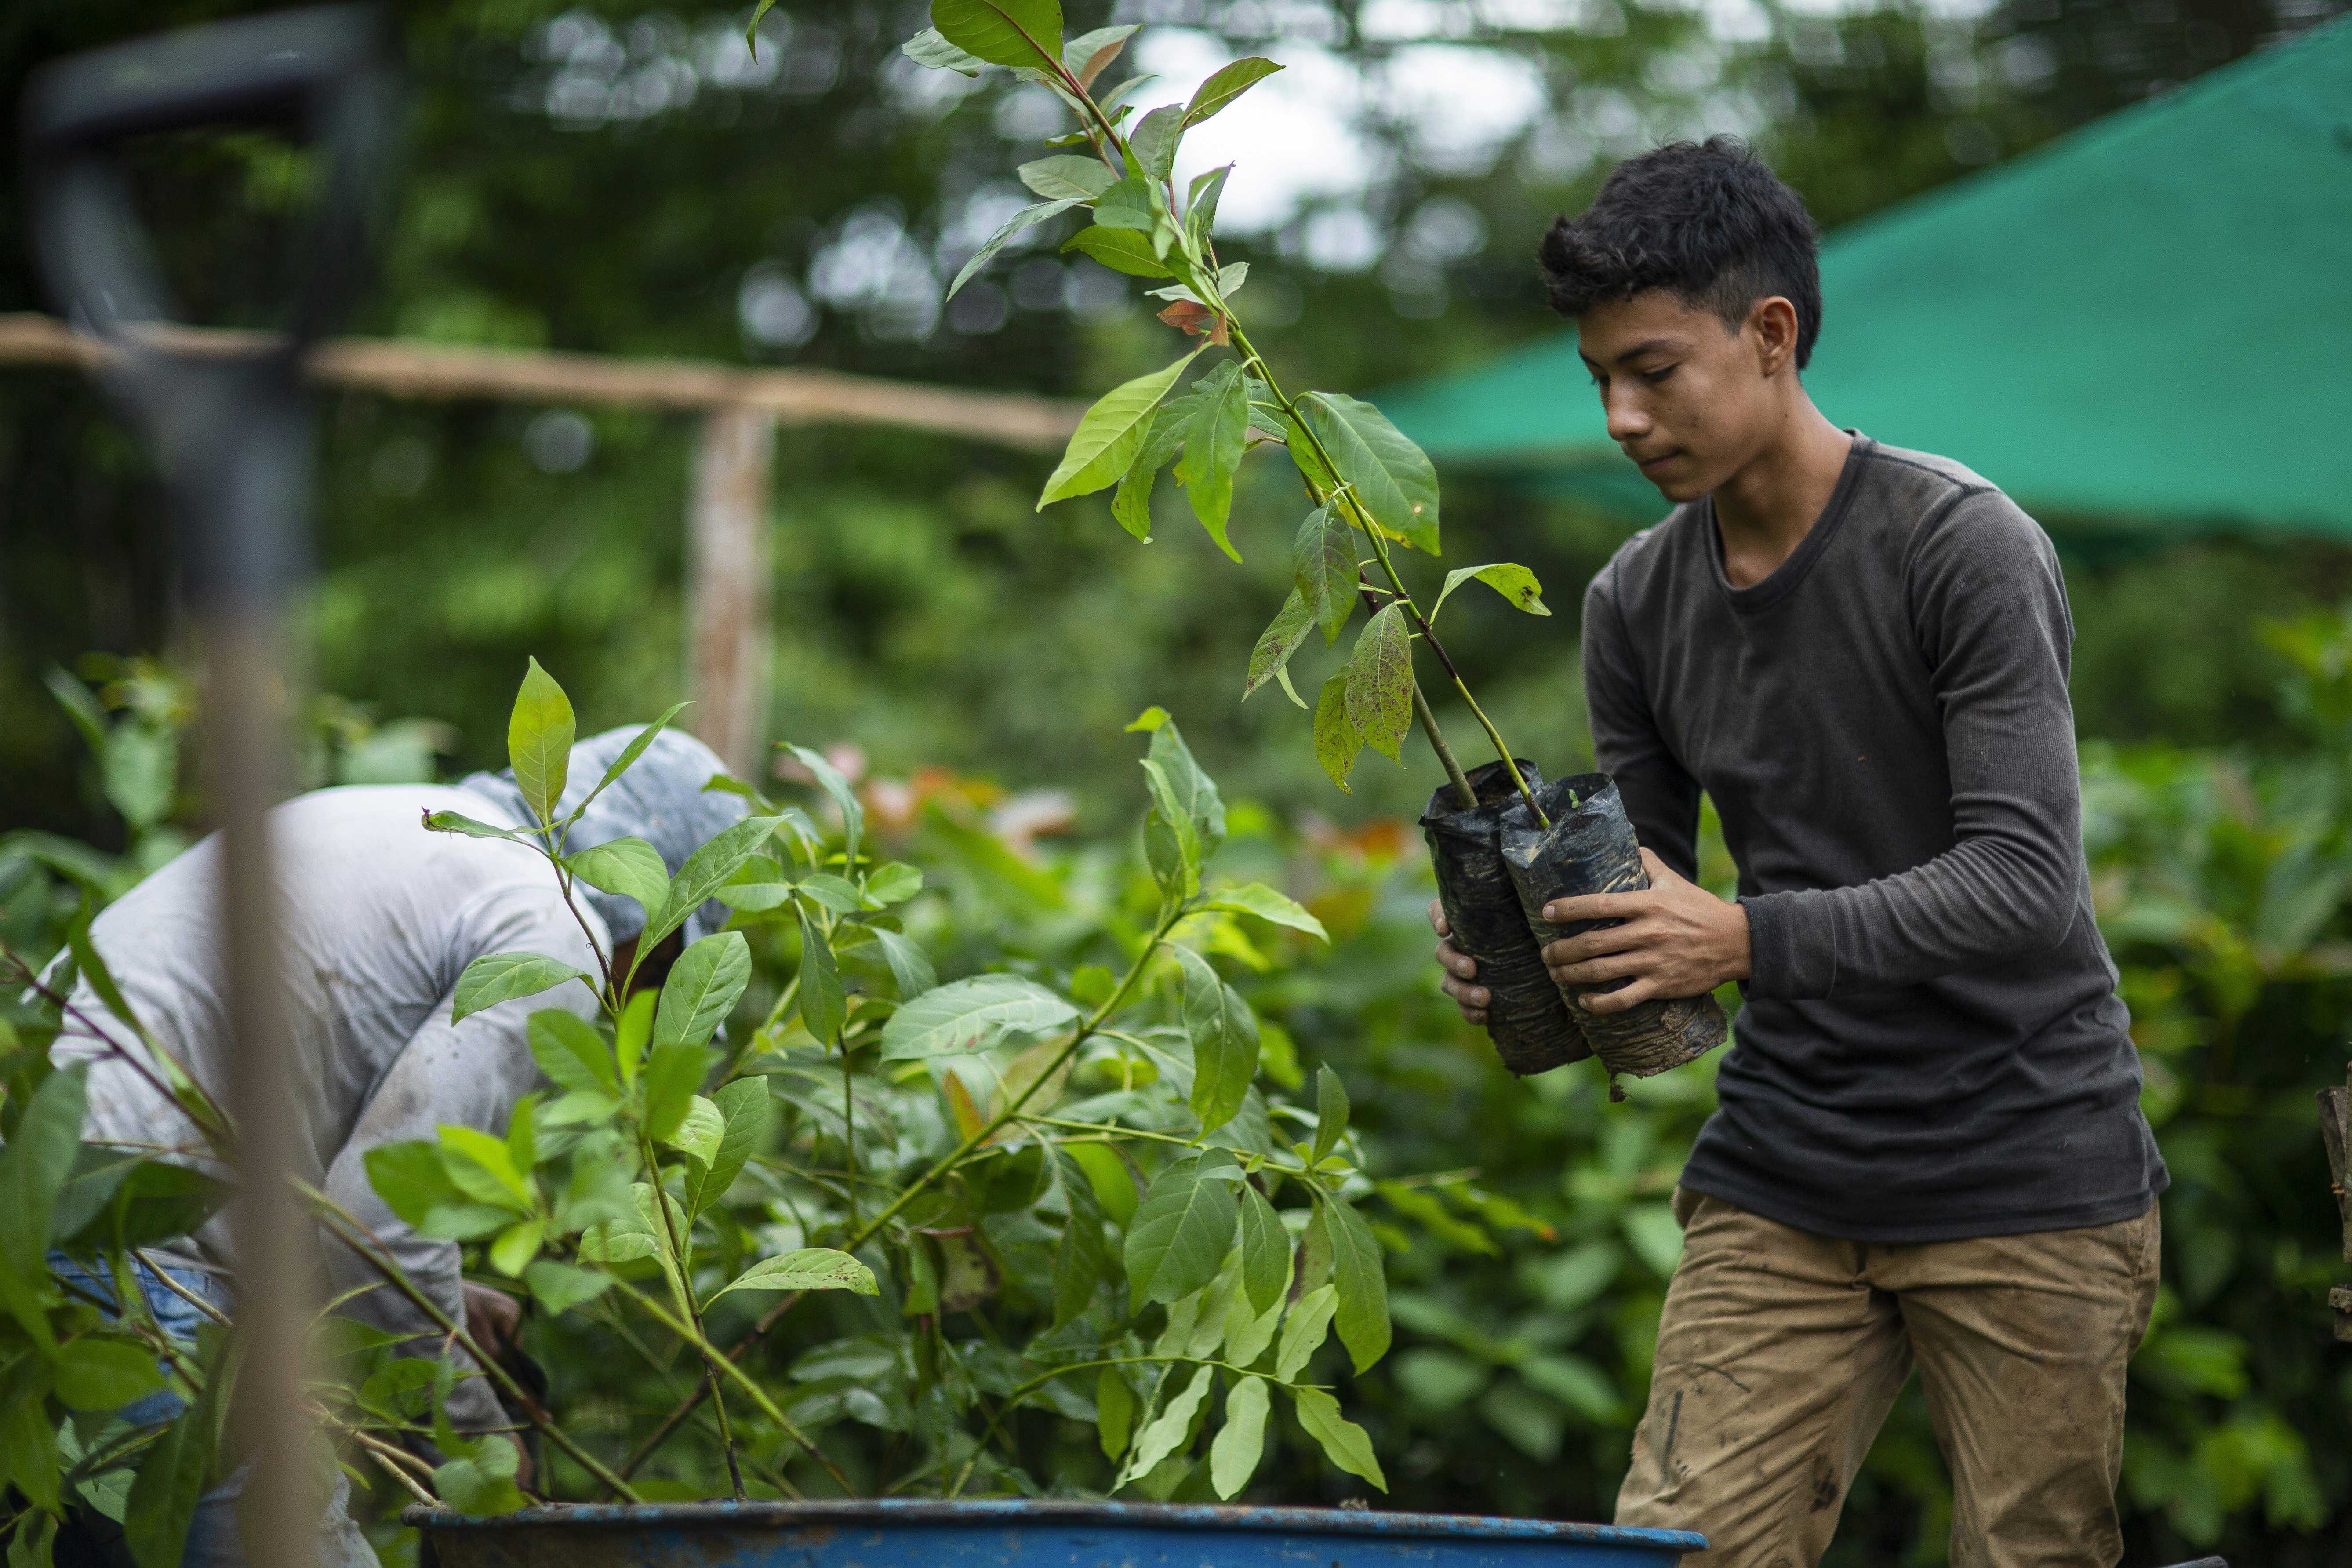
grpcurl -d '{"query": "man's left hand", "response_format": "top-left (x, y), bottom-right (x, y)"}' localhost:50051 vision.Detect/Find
top-left (1540, 848), bottom-right (1751, 1012)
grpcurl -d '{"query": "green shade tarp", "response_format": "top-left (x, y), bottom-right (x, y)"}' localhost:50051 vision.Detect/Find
top-left (1378, 17), bottom-right (2352, 534)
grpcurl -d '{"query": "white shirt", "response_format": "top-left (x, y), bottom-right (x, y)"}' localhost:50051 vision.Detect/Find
top-left (56, 784), bottom-right (605, 1429)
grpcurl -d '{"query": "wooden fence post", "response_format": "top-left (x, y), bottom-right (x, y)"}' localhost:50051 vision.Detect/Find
top-left (2321, 1066), bottom-right (2351, 1342)
top-left (686, 403), bottom-right (775, 781)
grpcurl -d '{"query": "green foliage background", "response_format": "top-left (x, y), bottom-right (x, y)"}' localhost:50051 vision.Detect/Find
top-left (4, 0), bottom-right (2351, 1562)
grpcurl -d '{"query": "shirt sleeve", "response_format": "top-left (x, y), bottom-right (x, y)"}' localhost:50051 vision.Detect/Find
top-left (318, 889), bottom-right (604, 1433)
top-left (1582, 564), bottom-right (1703, 881)
top-left (1741, 491), bottom-right (2087, 999)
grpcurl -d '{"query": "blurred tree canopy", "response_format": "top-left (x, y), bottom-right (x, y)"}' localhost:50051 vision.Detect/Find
top-left (4, 0), bottom-right (2345, 850)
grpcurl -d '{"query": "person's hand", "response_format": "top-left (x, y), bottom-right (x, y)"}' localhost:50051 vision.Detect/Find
top-left (1539, 849), bottom-right (1749, 1013)
top-left (463, 1282), bottom-right (521, 1360)
top-left (1429, 899), bottom-right (1490, 1025)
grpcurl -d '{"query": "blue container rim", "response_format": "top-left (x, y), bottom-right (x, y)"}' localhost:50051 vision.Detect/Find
top-left (404, 1498), bottom-right (1704, 1550)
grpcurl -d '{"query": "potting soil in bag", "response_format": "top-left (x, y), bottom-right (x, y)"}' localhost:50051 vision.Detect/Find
top-left (1498, 774), bottom-right (1727, 1095)
top-left (1420, 759), bottom-right (1590, 1076)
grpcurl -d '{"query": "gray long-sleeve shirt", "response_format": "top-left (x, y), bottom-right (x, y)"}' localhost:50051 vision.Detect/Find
top-left (1582, 435), bottom-right (2165, 1242)
top-left (53, 785), bottom-right (604, 1429)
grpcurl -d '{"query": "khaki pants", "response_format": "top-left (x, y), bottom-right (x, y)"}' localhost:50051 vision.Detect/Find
top-left (1615, 1188), bottom-right (2160, 1568)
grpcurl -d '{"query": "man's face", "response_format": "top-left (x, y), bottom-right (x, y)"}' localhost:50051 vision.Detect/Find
top-left (1576, 289), bottom-right (1785, 504)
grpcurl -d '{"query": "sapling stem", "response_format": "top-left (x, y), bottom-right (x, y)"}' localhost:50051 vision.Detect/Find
top-left (639, 1129), bottom-right (748, 1499)
top-left (620, 897), bottom-right (1194, 1466)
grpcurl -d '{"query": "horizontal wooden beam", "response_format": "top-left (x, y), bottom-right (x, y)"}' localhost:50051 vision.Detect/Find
top-left (0, 312), bottom-right (1083, 452)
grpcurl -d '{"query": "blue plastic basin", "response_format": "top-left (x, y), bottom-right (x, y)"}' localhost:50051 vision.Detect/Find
top-left (409, 1500), bottom-right (1703, 1568)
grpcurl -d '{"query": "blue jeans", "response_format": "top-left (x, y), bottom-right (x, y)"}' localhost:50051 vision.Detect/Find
top-left (48, 1255), bottom-right (378, 1568)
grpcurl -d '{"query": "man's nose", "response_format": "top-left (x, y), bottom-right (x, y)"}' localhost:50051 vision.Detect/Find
top-left (1603, 384), bottom-right (1650, 444)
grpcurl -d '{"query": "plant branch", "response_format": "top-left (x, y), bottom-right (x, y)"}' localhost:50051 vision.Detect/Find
top-left (296, 1182), bottom-right (645, 1501)
top-left (639, 1132), bottom-right (747, 1500)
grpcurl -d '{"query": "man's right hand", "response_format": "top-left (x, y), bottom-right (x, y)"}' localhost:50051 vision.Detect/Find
top-left (1429, 899), bottom-right (1490, 1025)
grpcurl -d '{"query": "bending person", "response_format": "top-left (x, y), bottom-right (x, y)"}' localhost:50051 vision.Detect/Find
top-left (49, 726), bottom-right (744, 1568)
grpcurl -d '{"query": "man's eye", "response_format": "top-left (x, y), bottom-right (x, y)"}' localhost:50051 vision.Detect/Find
top-left (1641, 365), bottom-right (1677, 384)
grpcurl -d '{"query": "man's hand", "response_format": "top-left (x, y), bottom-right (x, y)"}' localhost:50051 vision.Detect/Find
top-left (463, 1282), bottom-right (521, 1360)
top-left (1428, 899), bottom-right (1490, 1025)
top-left (1539, 848), bottom-right (1749, 1013)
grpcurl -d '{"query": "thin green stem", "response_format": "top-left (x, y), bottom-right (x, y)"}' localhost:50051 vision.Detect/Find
top-left (298, 1184), bottom-right (645, 1502)
top-left (638, 1131), bottom-right (747, 1499)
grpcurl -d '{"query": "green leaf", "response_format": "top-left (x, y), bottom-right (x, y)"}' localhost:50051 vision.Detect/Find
top-left (1275, 1283), bottom-right (1337, 1382)
top-left (1147, 717), bottom-right (1226, 858)
top-left (665, 1095), bottom-right (725, 1165)
top-left (0, 1063), bottom-right (84, 1343)
top-left (364, 1140), bottom-right (469, 1228)
top-left (644, 815), bottom-right (787, 950)
top-left (1243, 591), bottom-right (1314, 702)
top-left (615, 990), bottom-right (654, 1088)
top-left (1289, 1385), bottom-right (1388, 1490)
top-left (50, 1146), bottom-right (142, 1244)
top-left (1111, 423), bottom-right (1161, 540)
top-left (1176, 947), bottom-right (1258, 1132)
top-left (1186, 166), bottom-right (1231, 253)
top-left (506, 657), bottom-right (576, 823)
top-left (55, 1336), bottom-right (165, 1410)
top-left (566, 701), bottom-right (694, 825)
top-left (901, 25), bottom-right (988, 72)
top-left (950, 196), bottom-right (1082, 299)
top-left (1125, 1154), bottom-right (1239, 1308)
top-left (1204, 882), bottom-right (1330, 942)
top-left (1326, 1197), bottom-right (1392, 1373)
top-left (865, 862), bottom-right (924, 905)
top-left (872, 928), bottom-right (938, 1001)
top-left (488, 1217), bottom-right (545, 1277)
top-left (642, 1043), bottom-right (715, 1145)
top-left (1297, 393), bottom-right (1440, 553)
top-left (1184, 56), bottom-right (1283, 125)
top-left (421, 810), bottom-right (526, 843)
top-left (1129, 105), bottom-right (1185, 182)
top-left (440, 1124), bottom-right (533, 1209)
top-left (1431, 562), bottom-right (1550, 623)
top-left (1092, 174), bottom-right (1162, 234)
top-left (1236, 1182), bottom-right (1288, 1316)
top-left (1312, 673), bottom-right (1362, 793)
top-left (124, 1393), bottom-right (212, 1568)
top-left (1097, 1368), bottom-right (1136, 1459)
top-left (1293, 502), bottom-right (1358, 646)
top-left (1184, 362), bottom-right (1250, 559)
top-left (1051, 1149), bottom-right (1109, 1328)
top-left (878, 973), bottom-right (1078, 1060)
top-left (1141, 757), bottom-right (1203, 899)
top-left (1210, 1374), bottom-right (1271, 1499)
top-left (1038, 352), bottom-right (1196, 509)
top-left (523, 1259), bottom-right (612, 1316)
top-left (434, 1447), bottom-right (527, 1517)
top-left (1313, 1063), bottom-right (1349, 1162)
top-left (451, 952), bottom-right (594, 1026)
top-left (684, 1077), bottom-right (769, 1217)
top-left (529, 1008), bottom-right (619, 1096)
top-left (928, 0), bottom-right (1061, 72)
top-left (1343, 602), bottom-right (1414, 764)
top-left (780, 744), bottom-right (865, 866)
top-left (1124, 1362), bottom-right (1215, 1482)
top-left (1019, 156), bottom-right (1114, 201)
top-left (1063, 224), bottom-right (1175, 278)
top-left (0, 1358), bottom-right (59, 1512)
top-left (654, 932), bottom-right (752, 1051)
top-left (564, 836), bottom-right (670, 924)
top-left (709, 1247), bottom-right (879, 1301)
top-left (9, 1506), bottom-right (56, 1568)
top-left (794, 873), bottom-right (866, 914)
top-left (796, 909), bottom-right (847, 1045)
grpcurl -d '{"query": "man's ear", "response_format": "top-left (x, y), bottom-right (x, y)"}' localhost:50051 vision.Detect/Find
top-left (1746, 296), bottom-right (1801, 378)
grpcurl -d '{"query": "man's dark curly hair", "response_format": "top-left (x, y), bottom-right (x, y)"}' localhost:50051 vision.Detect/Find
top-left (1538, 137), bottom-right (1824, 370)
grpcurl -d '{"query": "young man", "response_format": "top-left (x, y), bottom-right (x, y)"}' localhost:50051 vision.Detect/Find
top-left (1429, 138), bottom-right (2166, 1567)
top-left (51, 727), bottom-right (743, 1568)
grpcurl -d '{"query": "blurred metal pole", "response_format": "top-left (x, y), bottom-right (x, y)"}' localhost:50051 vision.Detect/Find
top-left (24, 11), bottom-right (395, 1566)
top-left (686, 404), bottom-right (776, 780)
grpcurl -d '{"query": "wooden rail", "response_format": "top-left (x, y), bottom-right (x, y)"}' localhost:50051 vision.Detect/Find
top-left (0, 312), bottom-right (1085, 777)
top-left (2323, 1067), bottom-right (2351, 1341)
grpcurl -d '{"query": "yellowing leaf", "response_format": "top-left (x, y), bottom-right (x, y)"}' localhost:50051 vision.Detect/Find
top-left (1343, 603), bottom-right (1414, 763)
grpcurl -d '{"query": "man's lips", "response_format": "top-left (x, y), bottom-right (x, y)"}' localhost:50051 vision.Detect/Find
top-left (1629, 450), bottom-right (1679, 473)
